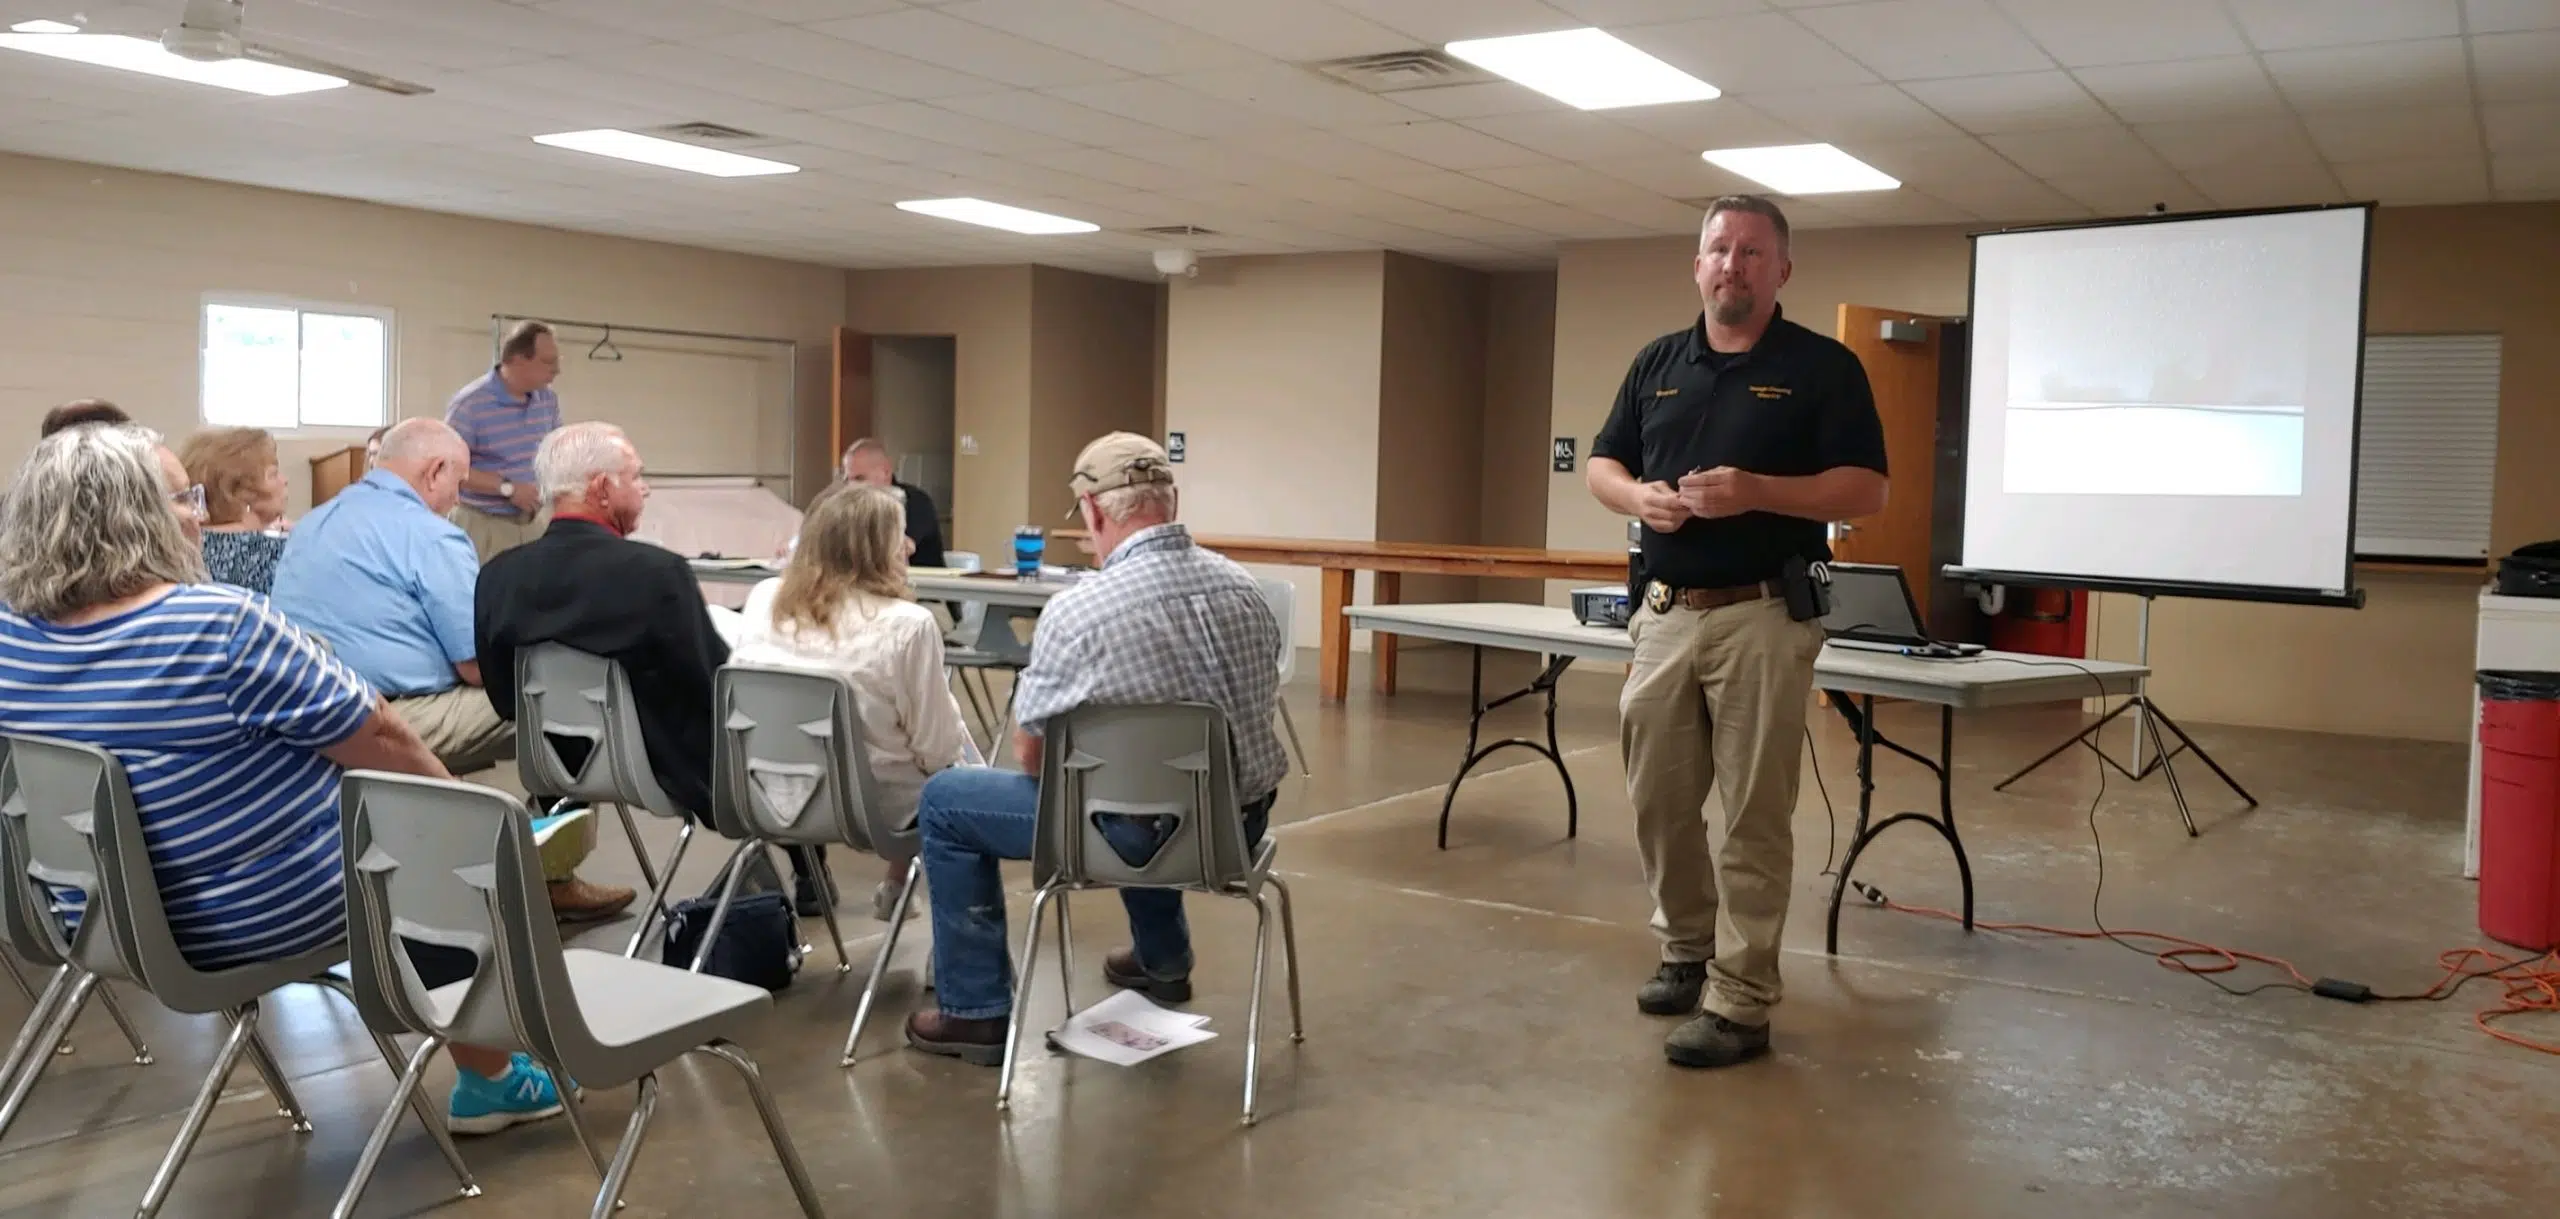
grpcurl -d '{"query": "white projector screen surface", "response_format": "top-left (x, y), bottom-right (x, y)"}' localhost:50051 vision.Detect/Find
top-left (1960, 206), bottom-right (2368, 600)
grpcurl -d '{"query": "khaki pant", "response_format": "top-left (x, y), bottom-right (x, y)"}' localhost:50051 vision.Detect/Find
top-left (1620, 595), bottom-right (1826, 1026)
top-left (391, 686), bottom-right (590, 883)
top-left (453, 505), bottom-right (547, 565)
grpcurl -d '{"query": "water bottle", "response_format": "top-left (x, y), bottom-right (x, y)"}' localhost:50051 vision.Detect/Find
top-left (1013, 525), bottom-right (1045, 579)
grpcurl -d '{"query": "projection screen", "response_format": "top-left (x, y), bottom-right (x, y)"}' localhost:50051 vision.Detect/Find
top-left (1951, 204), bottom-right (2372, 607)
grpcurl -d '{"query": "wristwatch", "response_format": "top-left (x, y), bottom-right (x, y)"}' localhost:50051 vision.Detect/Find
top-left (497, 479), bottom-right (515, 499)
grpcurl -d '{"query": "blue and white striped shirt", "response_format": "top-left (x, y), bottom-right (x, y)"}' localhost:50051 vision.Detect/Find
top-left (0, 586), bottom-right (375, 971)
top-left (445, 366), bottom-right (559, 517)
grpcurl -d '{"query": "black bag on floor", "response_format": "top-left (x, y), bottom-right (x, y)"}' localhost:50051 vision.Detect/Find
top-left (658, 889), bottom-right (801, 992)
top-left (2496, 540), bottom-right (2560, 598)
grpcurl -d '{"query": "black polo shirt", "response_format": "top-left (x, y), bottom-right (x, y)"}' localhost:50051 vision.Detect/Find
top-left (1591, 305), bottom-right (1887, 589)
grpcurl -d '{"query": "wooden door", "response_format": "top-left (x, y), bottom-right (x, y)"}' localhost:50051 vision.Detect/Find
top-left (829, 327), bottom-right (874, 474)
top-left (1831, 305), bottom-right (1942, 628)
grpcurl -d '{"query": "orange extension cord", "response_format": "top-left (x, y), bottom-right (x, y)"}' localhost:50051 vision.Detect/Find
top-left (1857, 889), bottom-right (2560, 1055)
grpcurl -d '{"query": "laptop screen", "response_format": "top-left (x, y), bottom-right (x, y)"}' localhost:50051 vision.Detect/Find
top-left (1821, 563), bottom-right (1926, 644)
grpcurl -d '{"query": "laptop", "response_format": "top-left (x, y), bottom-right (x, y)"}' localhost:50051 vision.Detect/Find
top-left (1819, 562), bottom-right (1983, 656)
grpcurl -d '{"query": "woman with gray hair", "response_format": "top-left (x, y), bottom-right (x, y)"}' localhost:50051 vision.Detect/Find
top-left (0, 424), bottom-right (567, 1135)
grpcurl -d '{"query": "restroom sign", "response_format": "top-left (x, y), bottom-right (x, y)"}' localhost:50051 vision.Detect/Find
top-left (1167, 432), bottom-right (1187, 463)
top-left (1552, 436), bottom-right (1576, 473)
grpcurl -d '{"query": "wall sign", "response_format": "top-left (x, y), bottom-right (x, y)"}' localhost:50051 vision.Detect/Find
top-left (1552, 436), bottom-right (1576, 473)
top-left (1166, 432), bottom-right (1186, 463)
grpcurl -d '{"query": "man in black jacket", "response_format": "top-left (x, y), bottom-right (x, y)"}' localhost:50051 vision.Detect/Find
top-left (841, 438), bottom-right (945, 568)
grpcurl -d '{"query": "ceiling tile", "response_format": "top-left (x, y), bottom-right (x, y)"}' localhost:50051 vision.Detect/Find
top-left (2262, 38), bottom-right (2471, 110)
top-left (1919, 174), bottom-right (2089, 220)
top-left (702, 26), bottom-right (1007, 99)
top-left (533, 0), bottom-right (777, 40)
top-left (2225, 0), bottom-right (2462, 50)
top-left (831, 101), bottom-right (1081, 156)
top-left (2299, 105), bottom-right (2484, 161)
top-left (2133, 117), bottom-right (2323, 169)
top-left (1045, 78), bottom-right (1290, 138)
top-left (1165, 62), bottom-right (1423, 128)
top-left (2170, 160), bottom-right (2345, 207)
top-left (1606, 99), bottom-right (1812, 150)
top-left (1848, 135), bottom-right (2041, 187)
top-left (933, 0), bottom-right (1268, 76)
top-left (932, 89), bottom-right (1189, 148)
top-left (1471, 162), bottom-right (1669, 206)
top-left (1548, 0), bottom-right (1771, 21)
top-left (1327, 0), bottom-right (1583, 43)
top-left (1989, 0), bottom-right (2249, 67)
top-left (1107, 0), bottom-right (1416, 61)
top-left (706, 1), bottom-right (910, 20)
top-left (1384, 83), bottom-right (1572, 120)
top-left (1789, 0), bottom-right (2057, 81)
top-left (1117, 136), bottom-right (1321, 185)
top-left (1813, 189), bottom-right (1979, 224)
top-left (1249, 128), bottom-right (1448, 178)
top-left (809, 7), bottom-right (1134, 88)
top-left (2492, 152), bottom-right (2560, 197)
top-left (1013, 145), bottom-right (1208, 190)
top-left (1584, 153), bottom-right (1767, 198)
top-left (2041, 170), bottom-right (2211, 215)
top-left (2466, 0), bottom-right (2560, 32)
top-left (2332, 154), bottom-right (2493, 203)
top-left (574, 43), bottom-right (889, 112)
top-left (2474, 30), bottom-right (2560, 102)
top-left (1578, 193), bottom-right (1713, 231)
top-left (2483, 101), bottom-right (2560, 152)
top-left (1373, 170), bottom-right (1547, 209)
top-left (1902, 70), bottom-right (2113, 133)
top-left (1983, 124), bottom-right (2169, 177)
top-left (1746, 84), bottom-right (1971, 141)
top-left (1617, 13), bottom-right (1880, 94)
top-left (1460, 111), bottom-right (1684, 161)
top-left (1345, 121), bottom-right (1557, 170)
top-left (2072, 56), bottom-right (2289, 123)
top-left (1479, 201), bottom-right (1647, 237)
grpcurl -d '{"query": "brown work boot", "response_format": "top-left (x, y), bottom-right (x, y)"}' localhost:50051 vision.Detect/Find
top-left (904, 1011), bottom-right (1008, 1066)
top-left (546, 876), bottom-right (636, 924)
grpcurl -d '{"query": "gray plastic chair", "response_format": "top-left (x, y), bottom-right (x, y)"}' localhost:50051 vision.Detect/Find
top-left (0, 734), bottom-right (469, 1218)
top-left (996, 702), bottom-right (1302, 1125)
top-left (1254, 577), bottom-right (1312, 777)
top-left (703, 663), bottom-right (925, 1066)
top-left (0, 741), bottom-right (155, 1092)
top-left (515, 643), bottom-right (700, 955)
top-left (338, 770), bottom-right (825, 1219)
top-left (945, 604), bottom-right (1036, 751)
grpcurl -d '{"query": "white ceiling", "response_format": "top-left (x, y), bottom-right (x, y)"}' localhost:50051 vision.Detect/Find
top-left (0, 0), bottom-right (2553, 277)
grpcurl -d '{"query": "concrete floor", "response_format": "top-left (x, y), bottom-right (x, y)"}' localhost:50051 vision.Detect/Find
top-left (2, 647), bottom-right (2554, 1218)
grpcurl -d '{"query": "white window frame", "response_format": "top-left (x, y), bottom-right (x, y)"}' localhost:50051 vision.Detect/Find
top-left (197, 293), bottom-right (397, 437)
top-left (2352, 333), bottom-right (2501, 564)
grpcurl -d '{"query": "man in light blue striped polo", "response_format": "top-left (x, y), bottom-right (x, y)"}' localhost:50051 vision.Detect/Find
top-left (445, 319), bottom-right (562, 563)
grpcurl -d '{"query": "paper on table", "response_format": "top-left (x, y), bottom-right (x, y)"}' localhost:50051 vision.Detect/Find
top-left (1050, 988), bottom-right (1215, 1066)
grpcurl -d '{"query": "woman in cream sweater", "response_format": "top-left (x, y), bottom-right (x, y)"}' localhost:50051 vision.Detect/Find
top-left (733, 484), bottom-right (974, 919)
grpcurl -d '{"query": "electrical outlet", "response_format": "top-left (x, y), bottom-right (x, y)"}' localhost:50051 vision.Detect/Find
top-left (959, 434), bottom-right (979, 456)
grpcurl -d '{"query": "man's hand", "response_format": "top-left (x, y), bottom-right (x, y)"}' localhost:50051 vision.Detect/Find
top-left (1633, 481), bottom-right (1691, 533)
top-left (509, 481), bottom-right (541, 515)
top-left (1678, 466), bottom-right (1760, 520)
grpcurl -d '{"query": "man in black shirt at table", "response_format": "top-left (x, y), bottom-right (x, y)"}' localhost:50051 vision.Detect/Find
top-left (1586, 195), bottom-right (1889, 1070)
top-left (840, 438), bottom-right (945, 568)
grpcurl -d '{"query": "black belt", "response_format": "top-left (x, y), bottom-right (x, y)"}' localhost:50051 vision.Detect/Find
top-left (1644, 579), bottom-right (1780, 613)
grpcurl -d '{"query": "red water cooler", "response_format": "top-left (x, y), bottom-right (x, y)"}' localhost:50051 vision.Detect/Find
top-left (2477, 676), bottom-right (2560, 950)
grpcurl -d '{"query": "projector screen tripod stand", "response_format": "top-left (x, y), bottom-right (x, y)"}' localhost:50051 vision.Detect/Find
top-left (1992, 596), bottom-right (2256, 836)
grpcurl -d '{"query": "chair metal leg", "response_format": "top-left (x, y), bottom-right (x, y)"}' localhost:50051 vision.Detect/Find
top-left (136, 1001), bottom-right (260, 1218)
top-left (812, 854), bottom-right (852, 976)
top-left (842, 856), bottom-right (921, 1067)
top-left (0, 968), bottom-right (85, 1141)
top-left (93, 982), bottom-right (153, 1063)
top-left (625, 820), bottom-right (695, 958)
top-left (610, 803), bottom-right (663, 899)
top-left (238, 1015), bottom-right (314, 1132)
top-left (1277, 700), bottom-right (1311, 777)
top-left (694, 1043), bottom-right (826, 1218)
top-left (331, 1034), bottom-right (479, 1219)
top-left (1241, 892), bottom-right (1273, 1127)
top-left (995, 885), bottom-right (1057, 1112)
top-left (689, 842), bottom-right (761, 973)
top-left (1055, 892), bottom-right (1075, 1017)
top-left (304, 973), bottom-right (474, 1199)
top-left (550, 1058), bottom-right (623, 1212)
top-left (0, 963), bottom-right (68, 1095)
top-left (1268, 875), bottom-right (1305, 1043)
top-left (590, 1074), bottom-right (660, 1219)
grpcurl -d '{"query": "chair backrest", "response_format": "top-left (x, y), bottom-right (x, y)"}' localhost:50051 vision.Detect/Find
top-left (514, 643), bottom-right (684, 817)
top-left (712, 663), bottom-right (916, 856)
top-left (973, 605), bottom-right (1037, 666)
top-left (1032, 703), bottom-right (1251, 893)
top-left (1256, 577), bottom-right (1297, 682)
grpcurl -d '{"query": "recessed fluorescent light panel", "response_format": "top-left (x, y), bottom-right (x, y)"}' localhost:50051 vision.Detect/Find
top-left (1444, 27), bottom-right (1717, 110)
top-left (532, 129), bottom-right (799, 177)
top-left (895, 198), bottom-right (1099, 235)
top-left (0, 29), bottom-right (345, 95)
top-left (1702, 143), bottom-right (1900, 194)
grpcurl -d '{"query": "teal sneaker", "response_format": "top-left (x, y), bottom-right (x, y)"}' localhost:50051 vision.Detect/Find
top-left (449, 1054), bottom-right (563, 1136)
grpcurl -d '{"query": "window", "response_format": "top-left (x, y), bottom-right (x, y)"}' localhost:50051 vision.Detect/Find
top-left (2353, 334), bottom-right (2502, 562)
top-left (199, 296), bottom-right (393, 432)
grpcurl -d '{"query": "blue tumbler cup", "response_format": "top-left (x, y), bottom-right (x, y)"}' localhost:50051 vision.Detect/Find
top-left (1014, 525), bottom-right (1045, 579)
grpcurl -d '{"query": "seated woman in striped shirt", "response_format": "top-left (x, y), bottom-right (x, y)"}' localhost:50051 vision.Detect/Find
top-left (0, 424), bottom-right (562, 1136)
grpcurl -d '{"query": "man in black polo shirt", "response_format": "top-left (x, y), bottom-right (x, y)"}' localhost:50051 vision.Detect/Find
top-left (1587, 194), bottom-right (1889, 1069)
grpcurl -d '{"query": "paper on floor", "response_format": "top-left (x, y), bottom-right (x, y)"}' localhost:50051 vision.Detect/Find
top-left (1051, 989), bottom-right (1215, 1067)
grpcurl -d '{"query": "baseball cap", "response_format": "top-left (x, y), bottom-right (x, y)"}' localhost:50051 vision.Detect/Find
top-left (1068, 431), bottom-right (1175, 500)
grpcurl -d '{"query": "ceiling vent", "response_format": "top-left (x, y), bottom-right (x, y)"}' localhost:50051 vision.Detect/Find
top-left (651, 121), bottom-right (768, 143)
top-left (1308, 49), bottom-right (1496, 93)
top-left (1138, 225), bottom-right (1221, 237)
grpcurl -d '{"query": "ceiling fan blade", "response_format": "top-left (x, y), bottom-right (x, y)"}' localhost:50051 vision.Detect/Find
top-left (239, 42), bottom-right (433, 95)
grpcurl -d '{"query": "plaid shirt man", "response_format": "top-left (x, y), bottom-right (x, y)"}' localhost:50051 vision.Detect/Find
top-left (1009, 523), bottom-right (1287, 800)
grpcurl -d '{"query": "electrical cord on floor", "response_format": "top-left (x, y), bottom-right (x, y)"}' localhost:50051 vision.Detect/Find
top-left (1806, 723), bottom-right (1838, 878)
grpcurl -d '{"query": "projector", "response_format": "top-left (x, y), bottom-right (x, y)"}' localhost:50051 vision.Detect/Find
top-left (1572, 586), bottom-right (1630, 629)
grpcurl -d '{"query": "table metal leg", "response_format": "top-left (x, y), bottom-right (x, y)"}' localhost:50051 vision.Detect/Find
top-left (1434, 647), bottom-right (1580, 849)
top-left (1824, 698), bottom-right (1974, 954)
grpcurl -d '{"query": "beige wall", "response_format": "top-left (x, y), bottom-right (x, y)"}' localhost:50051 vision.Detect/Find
top-left (1482, 271), bottom-right (1559, 603)
top-left (1163, 251), bottom-right (1388, 646)
top-left (873, 335), bottom-right (956, 531)
top-left (1542, 202), bottom-right (2560, 742)
top-left (1377, 252), bottom-right (1490, 607)
top-left (843, 265), bottom-right (1034, 563)
top-left (0, 151), bottom-right (842, 515)
top-left (1030, 265), bottom-right (1159, 526)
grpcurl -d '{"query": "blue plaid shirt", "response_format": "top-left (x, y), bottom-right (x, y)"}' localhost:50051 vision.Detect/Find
top-left (1010, 524), bottom-right (1287, 800)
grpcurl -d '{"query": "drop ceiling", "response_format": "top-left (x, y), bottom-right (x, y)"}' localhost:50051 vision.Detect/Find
top-left (0, 0), bottom-right (2551, 278)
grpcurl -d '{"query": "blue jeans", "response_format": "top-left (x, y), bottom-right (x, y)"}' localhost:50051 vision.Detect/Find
top-left (917, 765), bottom-right (1271, 1020)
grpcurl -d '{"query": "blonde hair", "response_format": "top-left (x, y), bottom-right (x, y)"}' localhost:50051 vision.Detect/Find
top-left (769, 485), bottom-right (910, 639)
top-left (178, 425), bottom-right (278, 526)
top-left (0, 424), bottom-right (206, 619)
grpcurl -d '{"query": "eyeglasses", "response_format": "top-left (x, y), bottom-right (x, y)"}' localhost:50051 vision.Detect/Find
top-left (169, 483), bottom-right (206, 519)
